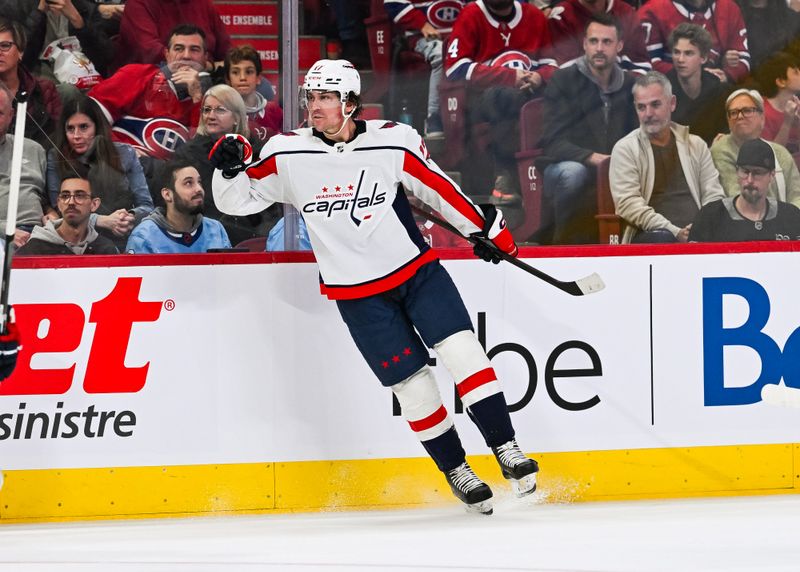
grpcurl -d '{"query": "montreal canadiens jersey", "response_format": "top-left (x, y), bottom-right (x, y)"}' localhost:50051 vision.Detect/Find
top-left (637, 0), bottom-right (750, 82)
top-left (89, 64), bottom-right (201, 160)
top-left (547, 0), bottom-right (650, 71)
top-left (445, 0), bottom-right (556, 87)
top-left (385, 0), bottom-right (465, 34)
top-left (213, 120), bottom-right (485, 300)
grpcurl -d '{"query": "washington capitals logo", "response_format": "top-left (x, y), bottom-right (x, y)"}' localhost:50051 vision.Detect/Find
top-left (302, 169), bottom-right (387, 226)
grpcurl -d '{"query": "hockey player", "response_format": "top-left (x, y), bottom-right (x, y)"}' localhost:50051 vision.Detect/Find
top-left (209, 59), bottom-right (539, 515)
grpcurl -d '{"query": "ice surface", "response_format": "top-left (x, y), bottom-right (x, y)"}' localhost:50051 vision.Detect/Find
top-left (0, 493), bottom-right (798, 571)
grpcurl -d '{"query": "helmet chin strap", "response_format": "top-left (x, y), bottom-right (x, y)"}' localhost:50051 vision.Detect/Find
top-left (327, 100), bottom-right (355, 139)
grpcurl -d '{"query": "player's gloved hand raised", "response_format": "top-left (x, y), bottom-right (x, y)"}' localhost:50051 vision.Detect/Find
top-left (471, 204), bottom-right (518, 264)
top-left (208, 134), bottom-right (253, 179)
top-left (0, 308), bottom-right (21, 382)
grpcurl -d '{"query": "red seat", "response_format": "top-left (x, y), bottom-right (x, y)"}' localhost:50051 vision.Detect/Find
top-left (235, 237), bottom-right (267, 252)
top-left (513, 98), bottom-right (546, 241)
top-left (594, 157), bottom-right (623, 244)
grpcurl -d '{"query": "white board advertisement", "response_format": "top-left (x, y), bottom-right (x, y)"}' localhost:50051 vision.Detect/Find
top-left (1, 247), bottom-right (798, 471)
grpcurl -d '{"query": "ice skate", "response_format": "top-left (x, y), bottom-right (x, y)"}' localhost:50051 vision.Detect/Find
top-left (492, 438), bottom-right (539, 497)
top-left (444, 461), bottom-right (493, 515)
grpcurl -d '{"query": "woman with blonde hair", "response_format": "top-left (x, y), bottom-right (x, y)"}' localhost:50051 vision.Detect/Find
top-left (174, 84), bottom-right (280, 244)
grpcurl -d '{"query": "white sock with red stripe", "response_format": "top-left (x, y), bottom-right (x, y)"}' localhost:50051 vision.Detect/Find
top-left (391, 366), bottom-right (454, 442)
top-left (434, 330), bottom-right (502, 408)
top-left (435, 330), bottom-right (515, 447)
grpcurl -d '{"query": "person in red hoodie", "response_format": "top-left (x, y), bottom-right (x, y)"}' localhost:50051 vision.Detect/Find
top-left (116, 0), bottom-right (230, 69)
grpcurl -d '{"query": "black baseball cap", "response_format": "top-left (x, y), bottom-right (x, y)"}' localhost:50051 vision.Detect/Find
top-left (737, 138), bottom-right (775, 171)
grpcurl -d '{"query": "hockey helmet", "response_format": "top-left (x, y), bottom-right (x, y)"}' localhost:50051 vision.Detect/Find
top-left (302, 59), bottom-right (361, 104)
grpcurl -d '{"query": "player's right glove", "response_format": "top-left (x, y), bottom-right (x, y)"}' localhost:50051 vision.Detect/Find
top-left (471, 204), bottom-right (518, 264)
top-left (0, 308), bottom-right (21, 382)
top-left (208, 134), bottom-right (253, 179)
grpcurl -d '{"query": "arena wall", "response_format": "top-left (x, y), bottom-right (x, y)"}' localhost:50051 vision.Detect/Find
top-left (1, 243), bottom-right (799, 522)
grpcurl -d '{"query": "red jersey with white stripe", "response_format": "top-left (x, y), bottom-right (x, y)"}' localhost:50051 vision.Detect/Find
top-left (547, 0), bottom-right (650, 71)
top-left (637, 0), bottom-right (750, 82)
top-left (89, 64), bottom-right (201, 160)
top-left (212, 120), bottom-right (485, 300)
top-left (444, 0), bottom-right (556, 87)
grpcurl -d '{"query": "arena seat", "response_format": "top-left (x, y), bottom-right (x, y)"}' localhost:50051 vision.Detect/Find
top-left (235, 237), bottom-right (267, 252)
top-left (513, 98), bottom-right (545, 241)
top-left (595, 157), bottom-right (623, 244)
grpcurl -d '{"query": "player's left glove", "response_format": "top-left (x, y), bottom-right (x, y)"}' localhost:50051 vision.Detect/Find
top-left (472, 204), bottom-right (518, 264)
top-left (208, 134), bottom-right (253, 179)
top-left (0, 308), bottom-right (21, 382)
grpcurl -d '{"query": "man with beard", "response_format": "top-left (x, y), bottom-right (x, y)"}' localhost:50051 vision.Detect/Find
top-left (535, 14), bottom-right (637, 244)
top-left (125, 158), bottom-right (230, 253)
top-left (17, 174), bottom-right (118, 255)
top-left (690, 137), bottom-right (800, 241)
top-left (609, 71), bottom-right (724, 243)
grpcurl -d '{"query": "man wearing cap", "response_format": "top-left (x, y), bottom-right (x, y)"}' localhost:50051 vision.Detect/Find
top-left (690, 138), bottom-right (800, 241)
top-left (710, 88), bottom-right (800, 208)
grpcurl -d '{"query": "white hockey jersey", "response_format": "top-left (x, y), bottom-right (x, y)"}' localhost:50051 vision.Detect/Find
top-left (213, 120), bottom-right (485, 300)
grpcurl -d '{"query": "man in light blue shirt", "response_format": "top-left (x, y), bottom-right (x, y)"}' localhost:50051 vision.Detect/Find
top-left (126, 158), bottom-right (230, 253)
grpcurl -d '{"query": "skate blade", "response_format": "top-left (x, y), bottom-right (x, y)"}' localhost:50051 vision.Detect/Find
top-left (465, 499), bottom-right (493, 515)
top-left (511, 473), bottom-right (537, 497)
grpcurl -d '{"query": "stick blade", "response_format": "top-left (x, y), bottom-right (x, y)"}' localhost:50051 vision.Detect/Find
top-left (573, 273), bottom-right (606, 295)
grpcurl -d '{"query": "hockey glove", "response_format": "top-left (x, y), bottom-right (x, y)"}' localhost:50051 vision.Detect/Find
top-left (472, 204), bottom-right (518, 264)
top-left (0, 309), bottom-right (20, 382)
top-left (208, 134), bottom-right (253, 179)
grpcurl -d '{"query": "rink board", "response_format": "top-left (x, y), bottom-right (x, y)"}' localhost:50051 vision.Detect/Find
top-left (1, 243), bottom-right (800, 520)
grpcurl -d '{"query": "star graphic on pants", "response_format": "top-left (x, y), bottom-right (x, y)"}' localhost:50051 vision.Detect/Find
top-left (392, 355), bottom-right (400, 363)
top-left (402, 347), bottom-right (412, 356)
top-left (381, 361), bottom-right (389, 369)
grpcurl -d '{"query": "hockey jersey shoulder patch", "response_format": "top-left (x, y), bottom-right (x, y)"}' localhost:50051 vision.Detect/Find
top-left (380, 121), bottom-right (400, 129)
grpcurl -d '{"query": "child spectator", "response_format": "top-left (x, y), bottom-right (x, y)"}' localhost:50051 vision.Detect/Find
top-left (756, 52), bottom-right (800, 154)
top-left (224, 45), bottom-right (283, 145)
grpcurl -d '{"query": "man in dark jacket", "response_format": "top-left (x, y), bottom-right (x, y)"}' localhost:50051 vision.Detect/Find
top-left (536, 14), bottom-right (637, 244)
top-left (17, 175), bottom-right (118, 255)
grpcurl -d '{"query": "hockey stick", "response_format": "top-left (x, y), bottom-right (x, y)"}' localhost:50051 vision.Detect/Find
top-left (0, 92), bottom-right (28, 334)
top-left (412, 205), bottom-right (605, 296)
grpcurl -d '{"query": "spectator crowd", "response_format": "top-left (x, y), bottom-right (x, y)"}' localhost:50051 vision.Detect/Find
top-left (3, 0), bottom-right (800, 258)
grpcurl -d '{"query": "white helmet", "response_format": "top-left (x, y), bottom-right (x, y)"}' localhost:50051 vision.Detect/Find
top-left (302, 59), bottom-right (361, 104)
